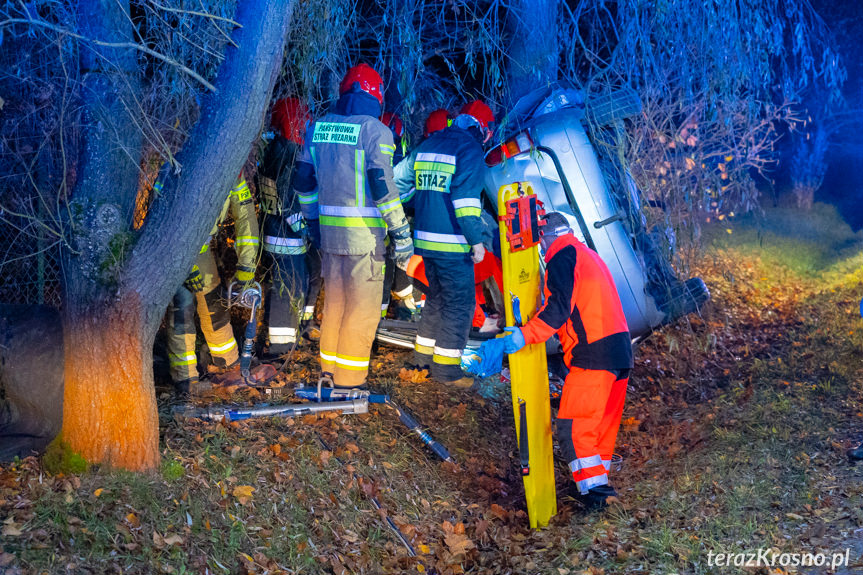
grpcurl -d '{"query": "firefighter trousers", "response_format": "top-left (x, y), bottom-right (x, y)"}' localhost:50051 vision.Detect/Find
top-left (412, 255), bottom-right (475, 382)
top-left (167, 248), bottom-right (238, 383)
top-left (263, 251), bottom-right (307, 354)
top-left (303, 245), bottom-right (323, 322)
top-left (556, 367), bottom-right (629, 493)
top-left (319, 250), bottom-right (385, 387)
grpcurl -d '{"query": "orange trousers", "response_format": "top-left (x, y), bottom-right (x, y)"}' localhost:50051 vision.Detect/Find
top-left (556, 366), bottom-right (628, 494)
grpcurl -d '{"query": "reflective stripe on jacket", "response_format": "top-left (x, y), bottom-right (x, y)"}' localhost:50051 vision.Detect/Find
top-left (521, 234), bottom-right (633, 371)
top-left (208, 177), bottom-right (260, 272)
top-left (393, 126), bottom-right (487, 259)
top-left (293, 113), bottom-right (409, 256)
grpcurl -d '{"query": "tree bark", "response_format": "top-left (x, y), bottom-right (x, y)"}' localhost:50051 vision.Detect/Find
top-left (505, 0), bottom-right (560, 106)
top-left (60, 0), bottom-right (295, 471)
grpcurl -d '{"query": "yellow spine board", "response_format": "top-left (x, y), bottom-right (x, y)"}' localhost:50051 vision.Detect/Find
top-left (498, 182), bottom-right (557, 528)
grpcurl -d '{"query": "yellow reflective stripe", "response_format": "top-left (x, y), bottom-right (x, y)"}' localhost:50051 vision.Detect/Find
top-left (377, 197), bottom-right (402, 214)
top-left (415, 343), bottom-right (434, 355)
top-left (432, 354), bottom-right (461, 365)
top-left (414, 161), bottom-right (456, 174)
top-left (200, 244), bottom-right (209, 254)
top-left (236, 236), bottom-right (260, 245)
top-left (355, 149), bottom-right (365, 207)
top-left (209, 339), bottom-right (237, 354)
top-left (231, 179), bottom-right (252, 202)
top-left (454, 207), bottom-right (482, 218)
top-left (169, 354), bottom-right (196, 366)
top-left (335, 363), bottom-right (368, 371)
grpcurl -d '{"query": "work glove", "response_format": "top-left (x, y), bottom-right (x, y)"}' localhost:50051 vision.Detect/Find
top-left (503, 326), bottom-right (526, 354)
top-left (233, 265), bottom-right (255, 284)
top-left (183, 265), bottom-right (204, 293)
top-left (389, 224), bottom-right (414, 271)
top-left (471, 243), bottom-right (486, 265)
top-left (306, 218), bottom-right (322, 249)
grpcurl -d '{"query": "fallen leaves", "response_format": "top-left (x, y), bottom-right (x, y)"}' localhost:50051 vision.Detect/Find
top-left (399, 367), bottom-right (429, 383)
top-left (232, 485), bottom-right (255, 505)
top-left (152, 531), bottom-right (184, 548)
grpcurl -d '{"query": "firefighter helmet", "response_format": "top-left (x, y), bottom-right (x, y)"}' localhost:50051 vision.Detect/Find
top-left (339, 63), bottom-right (385, 106)
top-left (271, 97), bottom-right (310, 145)
top-left (459, 100), bottom-right (495, 131)
top-left (424, 108), bottom-right (452, 138)
top-left (381, 112), bottom-right (404, 138)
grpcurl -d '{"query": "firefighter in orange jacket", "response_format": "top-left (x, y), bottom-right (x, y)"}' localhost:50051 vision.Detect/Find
top-left (502, 211), bottom-right (633, 509)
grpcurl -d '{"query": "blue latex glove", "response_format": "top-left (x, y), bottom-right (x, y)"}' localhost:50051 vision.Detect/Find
top-left (503, 326), bottom-right (526, 354)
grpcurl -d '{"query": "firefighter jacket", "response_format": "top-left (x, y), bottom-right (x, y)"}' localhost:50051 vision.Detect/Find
top-left (292, 113), bottom-right (409, 256)
top-left (203, 177), bottom-right (260, 277)
top-left (393, 126), bottom-right (487, 259)
top-left (521, 233), bottom-right (633, 372)
top-left (258, 136), bottom-right (306, 255)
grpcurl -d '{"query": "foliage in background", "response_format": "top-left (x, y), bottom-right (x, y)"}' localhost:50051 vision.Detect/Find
top-left (0, 0), bottom-right (850, 306)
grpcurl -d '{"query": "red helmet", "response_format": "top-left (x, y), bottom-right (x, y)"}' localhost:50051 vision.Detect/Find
top-left (271, 97), bottom-right (310, 145)
top-left (424, 108), bottom-right (452, 138)
top-left (339, 63), bottom-right (384, 106)
top-left (459, 100), bottom-right (495, 131)
top-left (381, 112), bottom-right (404, 138)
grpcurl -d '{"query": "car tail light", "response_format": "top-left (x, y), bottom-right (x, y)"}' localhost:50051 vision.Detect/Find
top-left (485, 131), bottom-right (533, 166)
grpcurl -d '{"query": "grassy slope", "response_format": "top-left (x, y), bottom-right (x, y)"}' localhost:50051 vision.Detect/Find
top-left (2, 203), bottom-right (863, 575)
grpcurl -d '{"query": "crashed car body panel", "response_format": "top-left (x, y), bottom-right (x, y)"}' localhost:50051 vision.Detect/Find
top-left (483, 85), bottom-right (708, 341)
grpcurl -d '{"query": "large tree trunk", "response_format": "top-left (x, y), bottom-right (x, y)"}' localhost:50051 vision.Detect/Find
top-left (505, 0), bottom-right (560, 106)
top-left (62, 297), bottom-right (159, 469)
top-left (60, 0), bottom-right (294, 471)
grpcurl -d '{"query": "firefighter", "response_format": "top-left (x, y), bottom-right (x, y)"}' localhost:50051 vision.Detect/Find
top-left (292, 63), bottom-right (413, 389)
top-left (167, 176), bottom-right (260, 396)
top-left (258, 97), bottom-right (310, 356)
top-left (502, 211), bottom-right (633, 509)
top-left (423, 108), bottom-right (452, 139)
top-left (393, 100), bottom-right (494, 387)
top-left (379, 111), bottom-right (409, 319)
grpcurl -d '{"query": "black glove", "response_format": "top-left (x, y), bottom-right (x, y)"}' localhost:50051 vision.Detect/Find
top-left (389, 224), bottom-right (414, 270)
top-left (184, 265), bottom-right (204, 293)
top-left (307, 218), bottom-right (321, 249)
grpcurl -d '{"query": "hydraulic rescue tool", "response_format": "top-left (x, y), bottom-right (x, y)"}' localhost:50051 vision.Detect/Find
top-left (498, 182), bottom-right (557, 528)
top-left (227, 281), bottom-right (262, 383)
top-left (294, 386), bottom-right (454, 463)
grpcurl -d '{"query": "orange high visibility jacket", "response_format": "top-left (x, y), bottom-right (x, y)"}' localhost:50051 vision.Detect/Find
top-left (521, 234), bottom-right (633, 371)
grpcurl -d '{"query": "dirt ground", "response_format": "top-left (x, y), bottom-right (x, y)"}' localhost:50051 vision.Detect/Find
top-left (2, 206), bottom-right (863, 575)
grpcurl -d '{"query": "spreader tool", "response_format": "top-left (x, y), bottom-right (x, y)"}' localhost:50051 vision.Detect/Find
top-left (227, 281), bottom-right (263, 382)
top-left (172, 398), bottom-right (368, 422)
top-left (294, 387), bottom-right (454, 463)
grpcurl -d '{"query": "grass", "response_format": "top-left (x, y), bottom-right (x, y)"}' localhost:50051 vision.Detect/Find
top-left (3, 204), bottom-right (863, 574)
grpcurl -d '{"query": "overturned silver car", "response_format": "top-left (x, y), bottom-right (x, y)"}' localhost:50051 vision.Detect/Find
top-left (377, 85), bottom-right (709, 349)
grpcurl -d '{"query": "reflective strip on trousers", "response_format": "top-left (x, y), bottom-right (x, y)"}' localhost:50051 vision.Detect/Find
top-left (321, 350), bottom-right (369, 370)
top-left (236, 236), bottom-right (260, 246)
top-left (302, 305), bottom-right (315, 320)
top-left (269, 326), bottom-right (297, 344)
top-left (169, 353), bottom-right (196, 367)
top-left (568, 454), bottom-right (604, 473)
top-left (209, 339), bottom-right (237, 356)
top-left (433, 346), bottom-right (461, 365)
top-left (576, 473), bottom-right (609, 494)
top-left (415, 335), bottom-right (435, 355)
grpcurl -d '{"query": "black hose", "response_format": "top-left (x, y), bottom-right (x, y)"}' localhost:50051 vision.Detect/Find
top-left (385, 399), bottom-right (454, 463)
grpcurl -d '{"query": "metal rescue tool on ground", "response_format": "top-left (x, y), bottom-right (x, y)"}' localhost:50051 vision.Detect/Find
top-left (227, 281), bottom-right (263, 383)
top-left (499, 182), bottom-right (557, 528)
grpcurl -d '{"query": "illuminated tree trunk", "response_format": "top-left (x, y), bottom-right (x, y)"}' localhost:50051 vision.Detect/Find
top-left (59, 0), bottom-right (294, 471)
top-left (61, 300), bottom-right (159, 469)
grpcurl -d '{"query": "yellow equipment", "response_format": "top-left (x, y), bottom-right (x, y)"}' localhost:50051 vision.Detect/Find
top-left (498, 182), bottom-right (557, 528)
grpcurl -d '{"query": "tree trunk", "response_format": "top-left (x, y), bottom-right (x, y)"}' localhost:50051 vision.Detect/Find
top-left (505, 0), bottom-right (560, 106)
top-left (60, 0), bottom-right (295, 471)
top-left (61, 296), bottom-right (159, 469)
